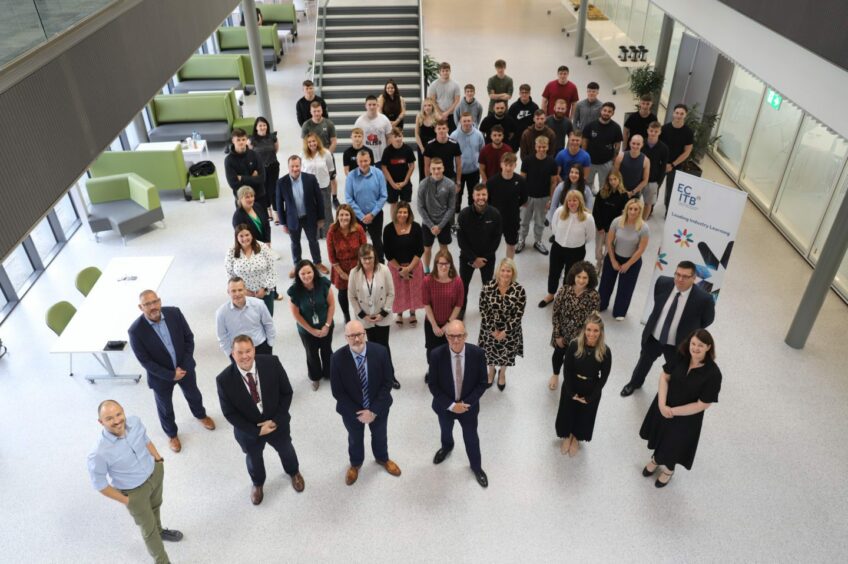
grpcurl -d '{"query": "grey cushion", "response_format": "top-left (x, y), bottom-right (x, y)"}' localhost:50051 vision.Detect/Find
top-left (172, 79), bottom-right (242, 94)
top-left (148, 122), bottom-right (231, 143)
top-left (221, 47), bottom-right (277, 64)
top-left (88, 201), bottom-right (164, 237)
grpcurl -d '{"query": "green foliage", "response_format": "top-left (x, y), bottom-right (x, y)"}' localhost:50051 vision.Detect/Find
top-left (685, 104), bottom-right (721, 165)
top-left (628, 66), bottom-right (664, 102)
top-left (422, 51), bottom-right (439, 87)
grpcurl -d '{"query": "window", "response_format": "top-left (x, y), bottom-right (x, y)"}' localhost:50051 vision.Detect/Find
top-left (715, 66), bottom-right (765, 177)
top-left (661, 23), bottom-right (684, 107)
top-left (55, 192), bottom-right (79, 236)
top-left (738, 94), bottom-right (802, 210)
top-left (642, 2), bottom-right (665, 61)
top-left (30, 216), bottom-right (58, 259)
top-left (2, 245), bottom-right (35, 292)
top-left (627, 0), bottom-right (649, 46)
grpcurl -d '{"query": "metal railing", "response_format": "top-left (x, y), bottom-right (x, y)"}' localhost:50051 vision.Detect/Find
top-left (1, 0), bottom-right (117, 69)
top-left (315, 0), bottom-right (330, 94)
top-left (418, 0), bottom-right (425, 98)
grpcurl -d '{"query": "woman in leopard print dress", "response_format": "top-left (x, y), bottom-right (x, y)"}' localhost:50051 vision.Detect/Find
top-left (478, 257), bottom-right (526, 391)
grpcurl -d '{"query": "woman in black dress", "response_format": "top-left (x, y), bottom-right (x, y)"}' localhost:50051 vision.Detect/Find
top-left (248, 116), bottom-right (279, 219)
top-left (555, 312), bottom-right (611, 457)
top-left (639, 328), bottom-right (722, 488)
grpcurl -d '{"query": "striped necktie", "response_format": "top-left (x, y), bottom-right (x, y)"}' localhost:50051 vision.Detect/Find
top-left (356, 354), bottom-right (370, 409)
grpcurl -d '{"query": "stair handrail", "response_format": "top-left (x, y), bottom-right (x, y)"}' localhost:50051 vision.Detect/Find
top-left (418, 0), bottom-right (425, 102)
top-left (315, 0), bottom-right (330, 94)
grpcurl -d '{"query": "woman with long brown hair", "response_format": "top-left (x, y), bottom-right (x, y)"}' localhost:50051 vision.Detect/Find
top-left (225, 224), bottom-right (279, 314)
top-left (378, 79), bottom-right (406, 130)
top-left (326, 204), bottom-right (366, 324)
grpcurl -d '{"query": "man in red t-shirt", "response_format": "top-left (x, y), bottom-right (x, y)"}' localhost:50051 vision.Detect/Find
top-left (541, 65), bottom-right (579, 118)
top-left (477, 125), bottom-right (513, 183)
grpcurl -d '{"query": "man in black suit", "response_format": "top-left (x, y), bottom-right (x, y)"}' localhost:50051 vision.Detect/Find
top-left (428, 320), bottom-right (490, 488)
top-left (621, 260), bottom-right (716, 396)
top-left (276, 155), bottom-right (329, 278)
top-left (128, 290), bottom-right (215, 454)
top-left (216, 335), bottom-right (305, 505)
top-left (330, 320), bottom-right (401, 486)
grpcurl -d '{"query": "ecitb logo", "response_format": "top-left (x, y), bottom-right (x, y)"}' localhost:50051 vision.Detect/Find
top-left (676, 183), bottom-right (701, 209)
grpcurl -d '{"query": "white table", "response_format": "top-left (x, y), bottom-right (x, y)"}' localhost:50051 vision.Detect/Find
top-left (50, 256), bottom-right (174, 383)
top-left (582, 19), bottom-right (650, 94)
top-left (136, 141), bottom-right (208, 165)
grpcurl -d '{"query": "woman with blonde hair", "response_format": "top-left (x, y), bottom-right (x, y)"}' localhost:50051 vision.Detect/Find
top-left (414, 97), bottom-right (441, 178)
top-left (478, 257), bottom-right (526, 390)
top-left (539, 189), bottom-right (595, 308)
top-left (598, 198), bottom-right (650, 320)
top-left (555, 312), bottom-right (611, 457)
top-left (301, 132), bottom-right (335, 238)
top-left (591, 170), bottom-right (629, 272)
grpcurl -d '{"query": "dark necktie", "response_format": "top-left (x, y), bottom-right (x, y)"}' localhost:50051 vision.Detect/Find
top-left (356, 354), bottom-right (370, 409)
top-left (454, 354), bottom-right (463, 402)
top-left (245, 371), bottom-right (260, 404)
top-left (659, 292), bottom-right (681, 345)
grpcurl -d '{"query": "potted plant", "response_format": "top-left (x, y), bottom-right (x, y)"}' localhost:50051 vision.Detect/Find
top-left (625, 65), bottom-right (664, 123)
top-left (680, 104), bottom-right (720, 177)
top-left (422, 51), bottom-right (440, 88)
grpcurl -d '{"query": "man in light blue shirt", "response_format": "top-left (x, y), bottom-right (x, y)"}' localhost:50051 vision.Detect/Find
top-left (215, 277), bottom-right (276, 356)
top-left (345, 150), bottom-right (388, 261)
top-left (87, 400), bottom-right (182, 563)
top-left (450, 113), bottom-right (485, 209)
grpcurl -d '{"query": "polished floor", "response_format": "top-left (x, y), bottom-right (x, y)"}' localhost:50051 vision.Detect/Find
top-left (1, 1), bottom-right (847, 562)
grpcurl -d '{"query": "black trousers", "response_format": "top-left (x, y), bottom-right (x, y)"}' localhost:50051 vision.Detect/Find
top-left (364, 211), bottom-right (385, 262)
top-left (459, 254), bottom-right (496, 311)
top-left (298, 330), bottom-right (332, 381)
top-left (365, 325), bottom-right (397, 380)
top-left (255, 341), bottom-right (273, 355)
top-left (628, 335), bottom-right (677, 389)
top-left (235, 428), bottom-right (299, 486)
top-left (338, 288), bottom-right (351, 324)
top-left (263, 162), bottom-right (280, 213)
top-left (551, 345), bottom-right (567, 375)
top-left (437, 408), bottom-right (482, 472)
top-left (456, 170), bottom-right (480, 212)
top-left (547, 243), bottom-right (586, 295)
top-left (663, 167), bottom-right (678, 216)
top-left (342, 414), bottom-right (389, 467)
top-left (152, 373), bottom-right (207, 438)
top-left (447, 114), bottom-right (457, 133)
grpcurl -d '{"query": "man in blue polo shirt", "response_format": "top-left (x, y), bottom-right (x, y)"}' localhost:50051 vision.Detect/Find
top-left (88, 400), bottom-right (182, 564)
top-left (346, 150), bottom-right (388, 261)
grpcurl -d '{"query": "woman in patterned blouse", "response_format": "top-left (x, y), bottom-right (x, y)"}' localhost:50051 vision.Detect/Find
top-left (225, 224), bottom-right (279, 314)
top-left (326, 204), bottom-right (367, 324)
top-left (549, 261), bottom-right (600, 391)
top-left (478, 257), bottom-right (526, 391)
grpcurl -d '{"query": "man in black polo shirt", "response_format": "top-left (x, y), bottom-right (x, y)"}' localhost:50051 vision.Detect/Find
top-left (380, 128), bottom-right (416, 217)
top-left (641, 121), bottom-right (669, 220)
top-left (660, 104), bottom-right (694, 216)
top-left (457, 184), bottom-right (502, 316)
top-left (581, 102), bottom-right (623, 206)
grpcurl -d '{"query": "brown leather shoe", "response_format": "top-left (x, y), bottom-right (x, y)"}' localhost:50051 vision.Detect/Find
top-left (250, 485), bottom-right (264, 505)
top-left (316, 263), bottom-right (330, 275)
top-left (291, 472), bottom-right (305, 493)
top-left (345, 465), bottom-right (360, 486)
top-left (378, 459), bottom-right (402, 477)
top-left (168, 436), bottom-right (181, 453)
top-left (288, 269), bottom-right (296, 279)
top-left (198, 416), bottom-right (215, 430)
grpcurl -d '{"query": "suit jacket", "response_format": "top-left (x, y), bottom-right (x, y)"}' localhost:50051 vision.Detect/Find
top-left (275, 171), bottom-right (325, 232)
top-left (216, 354), bottom-right (293, 440)
top-left (642, 276), bottom-right (715, 346)
top-left (128, 307), bottom-right (196, 392)
top-left (330, 343), bottom-right (394, 420)
top-left (428, 343), bottom-right (488, 413)
top-left (232, 206), bottom-right (271, 244)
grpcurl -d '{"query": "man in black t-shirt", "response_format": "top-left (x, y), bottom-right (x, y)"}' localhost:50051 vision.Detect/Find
top-left (343, 128), bottom-right (374, 174)
top-left (424, 121), bottom-right (462, 181)
top-left (581, 102), bottom-right (623, 204)
top-left (479, 100), bottom-right (519, 147)
top-left (508, 84), bottom-right (539, 138)
top-left (660, 104), bottom-right (695, 216)
top-left (544, 99), bottom-right (574, 154)
top-left (485, 152), bottom-right (528, 259)
top-left (519, 136), bottom-right (558, 255)
top-left (623, 94), bottom-right (657, 149)
top-left (380, 128), bottom-right (416, 217)
top-left (641, 121), bottom-right (669, 220)
top-left (295, 80), bottom-right (328, 127)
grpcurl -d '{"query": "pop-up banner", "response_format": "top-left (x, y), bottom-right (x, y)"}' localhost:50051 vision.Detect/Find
top-left (642, 171), bottom-right (747, 321)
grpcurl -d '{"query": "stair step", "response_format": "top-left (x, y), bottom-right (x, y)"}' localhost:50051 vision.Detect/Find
top-left (320, 59), bottom-right (419, 67)
top-left (322, 16), bottom-right (419, 26)
top-left (321, 84), bottom-right (421, 94)
top-left (318, 64), bottom-right (420, 74)
top-left (323, 49), bottom-right (420, 62)
top-left (325, 27), bottom-right (418, 38)
top-left (326, 6), bottom-right (419, 15)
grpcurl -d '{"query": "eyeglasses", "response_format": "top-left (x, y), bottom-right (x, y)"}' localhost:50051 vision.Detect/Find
top-left (361, 256), bottom-right (375, 262)
top-left (674, 273), bottom-right (694, 280)
top-left (345, 332), bottom-right (366, 339)
top-left (446, 333), bottom-right (466, 340)
top-left (141, 298), bottom-right (161, 307)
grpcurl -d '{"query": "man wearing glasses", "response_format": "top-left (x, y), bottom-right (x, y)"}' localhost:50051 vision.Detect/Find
top-left (330, 321), bottom-right (401, 486)
top-left (428, 320), bottom-right (490, 488)
top-left (128, 290), bottom-right (215, 453)
top-left (620, 261), bottom-right (715, 397)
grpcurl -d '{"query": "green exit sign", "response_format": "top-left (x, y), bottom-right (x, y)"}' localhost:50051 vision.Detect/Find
top-left (766, 88), bottom-right (783, 110)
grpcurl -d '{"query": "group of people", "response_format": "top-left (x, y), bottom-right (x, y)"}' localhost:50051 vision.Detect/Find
top-left (88, 59), bottom-right (720, 564)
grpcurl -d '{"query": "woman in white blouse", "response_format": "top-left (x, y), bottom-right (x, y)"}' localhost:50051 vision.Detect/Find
top-left (539, 190), bottom-right (595, 308)
top-left (301, 132), bottom-right (335, 238)
top-left (226, 224), bottom-right (280, 314)
top-left (348, 243), bottom-right (400, 388)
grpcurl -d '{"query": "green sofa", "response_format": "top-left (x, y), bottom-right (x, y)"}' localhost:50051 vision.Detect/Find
top-left (85, 174), bottom-right (164, 242)
top-left (90, 144), bottom-right (189, 191)
top-left (216, 25), bottom-right (282, 70)
top-left (257, 3), bottom-right (298, 40)
top-left (174, 54), bottom-right (249, 94)
top-left (146, 90), bottom-right (254, 142)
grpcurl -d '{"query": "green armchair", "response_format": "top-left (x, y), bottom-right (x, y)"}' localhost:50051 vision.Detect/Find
top-left (85, 173), bottom-right (164, 243)
top-left (90, 144), bottom-right (188, 190)
top-left (216, 25), bottom-right (282, 70)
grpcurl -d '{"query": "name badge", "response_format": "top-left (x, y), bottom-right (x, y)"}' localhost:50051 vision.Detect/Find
top-left (312, 313), bottom-right (320, 325)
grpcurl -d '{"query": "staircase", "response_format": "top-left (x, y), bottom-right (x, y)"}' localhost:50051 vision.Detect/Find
top-left (315, 3), bottom-right (422, 152)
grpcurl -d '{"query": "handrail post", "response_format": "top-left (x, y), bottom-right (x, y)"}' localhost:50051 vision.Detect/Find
top-left (419, 0), bottom-right (425, 99)
top-left (316, 0), bottom-right (330, 94)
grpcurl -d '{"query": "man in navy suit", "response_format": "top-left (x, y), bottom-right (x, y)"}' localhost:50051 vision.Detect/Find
top-left (330, 320), bottom-right (401, 486)
top-left (128, 290), bottom-right (215, 453)
top-left (428, 319), bottom-right (490, 488)
top-left (276, 155), bottom-right (329, 278)
top-left (621, 260), bottom-right (716, 396)
top-left (216, 335), bottom-right (305, 505)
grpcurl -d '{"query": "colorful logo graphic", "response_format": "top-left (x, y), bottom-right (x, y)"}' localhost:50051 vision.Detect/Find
top-left (655, 251), bottom-right (668, 270)
top-left (673, 229), bottom-right (694, 248)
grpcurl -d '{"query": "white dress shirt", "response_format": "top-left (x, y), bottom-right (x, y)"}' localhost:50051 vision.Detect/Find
top-left (448, 345), bottom-right (466, 410)
top-left (652, 286), bottom-right (692, 345)
top-left (550, 208), bottom-right (595, 248)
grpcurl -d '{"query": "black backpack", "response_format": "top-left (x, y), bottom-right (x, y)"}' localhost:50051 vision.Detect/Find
top-left (189, 161), bottom-right (215, 177)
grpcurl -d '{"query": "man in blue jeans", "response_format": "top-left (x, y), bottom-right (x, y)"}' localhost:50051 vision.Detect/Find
top-left (276, 155), bottom-right (329, 278)
top-left (346, 150), bottom-right (388, 262)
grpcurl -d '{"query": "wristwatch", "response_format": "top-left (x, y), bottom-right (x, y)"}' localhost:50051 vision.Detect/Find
top-left (155, 458), bottom-right (164, 463)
